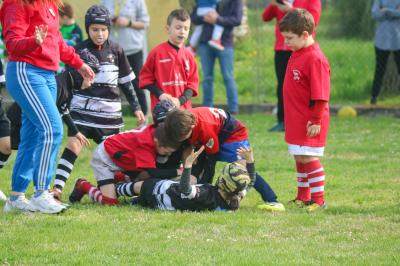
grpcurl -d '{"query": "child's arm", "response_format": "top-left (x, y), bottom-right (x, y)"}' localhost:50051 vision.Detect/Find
top-left (179, 146), bottom-right (205, 196)
top-left (120, 82), bottom-right (145, 124)
top-left (307, 100), bottom-right (327, 137)
top-left (236, 147), bottom-right (256, 191)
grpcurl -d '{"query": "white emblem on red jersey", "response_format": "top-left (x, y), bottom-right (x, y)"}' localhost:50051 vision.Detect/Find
top-left (159, 58), bottom-right (172, 63)
top-left (206, 138), bottom-right (214, 149)
top-left (49, 8), bottom-right (56, 17)
top-left (184, 60), bottom-right (190, 72)
top-left (293, 70), bottom-right (301, 81)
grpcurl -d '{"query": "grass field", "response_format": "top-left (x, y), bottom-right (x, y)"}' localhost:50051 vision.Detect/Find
top-left (0, 114), bottom-right (399, 265)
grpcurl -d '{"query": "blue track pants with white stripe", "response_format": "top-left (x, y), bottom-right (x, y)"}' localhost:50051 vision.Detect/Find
top-left (6, 62), bottom-right (63, 192)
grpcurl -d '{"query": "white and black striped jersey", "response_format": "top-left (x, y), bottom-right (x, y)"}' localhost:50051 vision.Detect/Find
top-left (138, 179), bottom-right (230, 212)
top-left (69, 39), bottom-right (139, 129)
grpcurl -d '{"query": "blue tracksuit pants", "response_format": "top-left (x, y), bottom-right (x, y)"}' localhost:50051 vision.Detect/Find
top-left (6, 61), bottom-right (63, 192)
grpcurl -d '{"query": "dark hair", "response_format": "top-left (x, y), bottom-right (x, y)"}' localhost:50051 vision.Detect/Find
top-left (155, 123), bottom-right (181, 150)
top-left (279, 8), bottom-right (315, 36)
top-left (224, 193), bottom-right (241, 211)
top-left (59, 3), bottom-right (74, 18)
top-left (167, 9), bottom-right (190, 26)
top-left (164, 109), bottom-right (196, 143)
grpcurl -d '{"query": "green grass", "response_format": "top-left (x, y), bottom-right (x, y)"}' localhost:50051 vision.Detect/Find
top-left (1, 114), bottom-right (399, 265)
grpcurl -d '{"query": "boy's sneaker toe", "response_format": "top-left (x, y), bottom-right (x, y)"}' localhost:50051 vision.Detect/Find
top-left (306, 201), bottom-right (327, 212)
top-left (257, 202), bottom-right (286, 212)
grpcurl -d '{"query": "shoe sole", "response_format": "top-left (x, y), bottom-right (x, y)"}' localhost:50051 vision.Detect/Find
top-left (257, 205), bottom-right (286, 212)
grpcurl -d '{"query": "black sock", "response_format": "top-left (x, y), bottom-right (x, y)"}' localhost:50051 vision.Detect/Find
top-left (115, 182), bottom-right (136, 197)
top-left (54, 148), bottom-right (77, 190)
top-left (0, 151), bottom-right (10, 169)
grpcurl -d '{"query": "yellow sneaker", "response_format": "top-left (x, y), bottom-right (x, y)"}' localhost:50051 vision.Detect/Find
top-left (257, 202), bottom-right (286, 212)
top-left (306, 201), bottom-right (327, 212)
top-left (287, 199), bottom-right (307, 208)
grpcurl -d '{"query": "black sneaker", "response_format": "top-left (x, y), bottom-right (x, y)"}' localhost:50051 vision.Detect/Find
top-left (69, 178), bottom-right (87, 203)
top-left (268, 122), bottom-right (284, 132)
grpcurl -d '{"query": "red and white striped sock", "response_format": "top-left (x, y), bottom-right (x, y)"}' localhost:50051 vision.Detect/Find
top-left (304, 160), bottom-right (325, 205)
top-left (87, 186), bottom-right (118, 206)
top-left (296, 161), bottom-right (310, 202)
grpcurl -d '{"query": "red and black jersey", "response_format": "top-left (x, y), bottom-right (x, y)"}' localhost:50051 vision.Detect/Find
top-left (139, 42), bottom-right (199, 111)
top-left (283, 43), bottom-right (330, 147)
top-left (189, 107), bottom-right (248, 155)
top-left (104, 125), bottom-right (156, 171)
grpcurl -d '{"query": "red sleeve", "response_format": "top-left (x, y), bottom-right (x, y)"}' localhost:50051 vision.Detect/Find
top-left (310, 100), bottom-right (327, 125)
top-left (261, 5), bottom-right (277, 22)
top-left (139, 50), bottom-right (156, 89)
top-left (309, 57), bottom-right (330, 101)
top-left (307, 0), bottom-right (322, 27)
top-left (58, 31), bottom-right (83, 70)
top-left (185, 55), bottom-right (199, 97)
top-left (1, 3), bottom-right (39, 56)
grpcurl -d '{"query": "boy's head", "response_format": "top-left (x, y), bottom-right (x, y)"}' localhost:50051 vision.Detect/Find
top-left (85, 5), bottom-right (111, 46)
top-left (164, 109), bottom-right (195, 143)
top-left (166, 9), bottom-right (191, 48)
top-left (153, 100), bottom-right (177, 126)
top-left (279, 8), bottom-right (315, 51)
top-left (215, 162), bottom-right (250, 210)
top-left (215, 162), bottom-right (250, 194)
top-left (59, 3), bottom-right (74, 25)
top-left (154, 123), bottom-right (181, 156)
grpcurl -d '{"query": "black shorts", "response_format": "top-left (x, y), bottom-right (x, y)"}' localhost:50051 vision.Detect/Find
top-left (68, 124), bottom-right (119, 144)
top-left (0, 101), bottom-right (10, 138)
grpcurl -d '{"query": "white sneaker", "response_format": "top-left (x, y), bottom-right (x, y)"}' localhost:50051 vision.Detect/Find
top-left (3, 195), bottom-right (37, 213)
top-left (0, 189), bottom-right (6, 201)
top-left (30, 191), bottom-right (67, 214)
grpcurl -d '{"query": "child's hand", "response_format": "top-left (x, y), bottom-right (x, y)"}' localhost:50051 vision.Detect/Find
top-left (237, 147), bottom-right (254, 163)
top-left (159, 93), bottom-right (173, 102)
top-left (75, 132), bottom-right (90, 147)
top-left (184, 146), bottom-right (204, 168)
top-left (34, 24), bottom-right (48, 45)
top-left (81, 78), bottom-right (93, 90)
top-left (306, 121), bottom-right (321, 137)
top-left (134, 110), bottom-right (145, 125)
top-left (78, 63), bottom-right (95, 80)
top-left (171, 97), bottom-right (181, 108)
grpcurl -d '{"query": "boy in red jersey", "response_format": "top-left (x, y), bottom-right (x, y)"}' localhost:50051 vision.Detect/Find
top-left (262, 0), bottom-right (321, 132)
top-left (68, 124), bottom-right (180, 205)
top-left (280, 9), bottom-right (330, 212)
top-left (164, 107), bottom-right (285, 212)
top-left (139, 9), bottom-right (199, 111)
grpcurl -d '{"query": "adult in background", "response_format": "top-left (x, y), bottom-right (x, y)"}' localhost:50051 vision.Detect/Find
top-left (262, 0), bottom-right (321, 132)
top-left (370, 0), bottom-right (400, 104)
top-left (101, 0), bottom-right (150, 116)
top-left (0, 0), bottom-right (94, 214)
top-left (192, 0), bottom-right (243, 114)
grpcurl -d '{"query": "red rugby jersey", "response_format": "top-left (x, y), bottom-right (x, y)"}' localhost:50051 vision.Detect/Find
top-left (139, 42), bottom-right (199, 111)
top-left (189, 107), bottom-right (248, 155)
top-left (104, 125), bottom-right (156, 171)
top-left (283, 43), bottom-right (330, 147)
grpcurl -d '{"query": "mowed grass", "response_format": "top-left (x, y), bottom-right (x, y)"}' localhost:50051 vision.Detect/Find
top-left (0, 114), bottom-right (399, 265)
